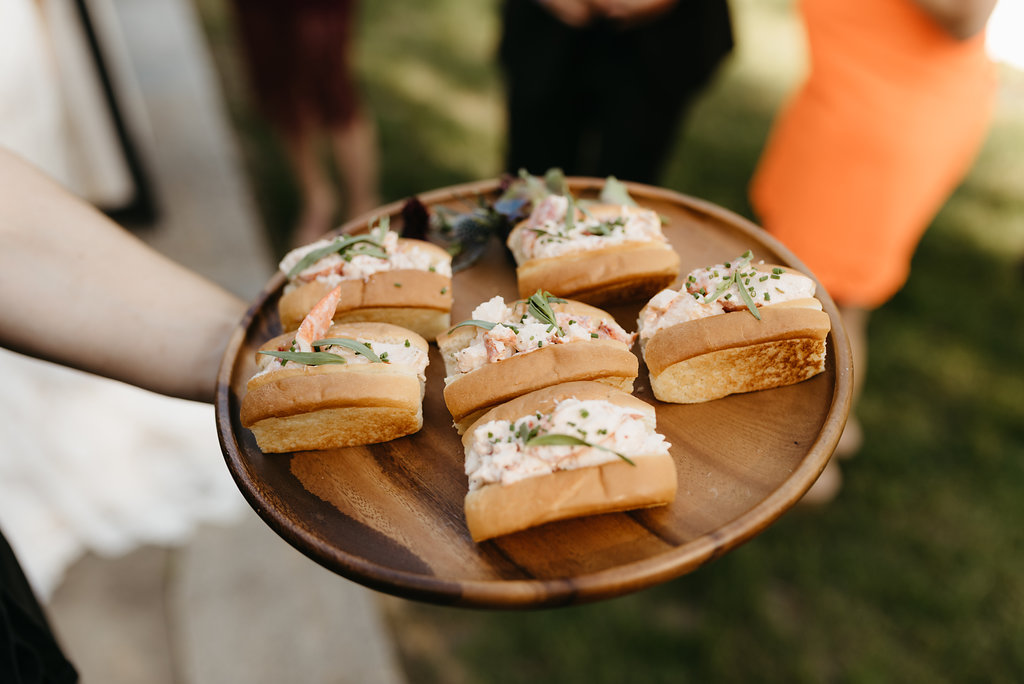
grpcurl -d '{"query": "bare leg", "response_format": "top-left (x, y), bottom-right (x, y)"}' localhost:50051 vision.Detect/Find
top-left (835, 305), bottom-right (868, 458)
top-left (329, 109), bottom-right (380, 220)
top-left (800, 305), bottom-right (869, 505)
top-left (283, 122), bottom-right (337, 247)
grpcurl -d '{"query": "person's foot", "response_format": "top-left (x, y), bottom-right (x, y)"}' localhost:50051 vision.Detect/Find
top-left (799, 460), bottom-right (842, 506)
top-left (835, 417), bottom-right (863, 460)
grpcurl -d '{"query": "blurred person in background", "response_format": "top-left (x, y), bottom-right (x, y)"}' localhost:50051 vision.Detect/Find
top-left (0, 146), bottom-right (247, 683)
top-left (499, 0), bottom-right (733, 184)
top-left (750, 0), bottom-right (999, 502)
top-left (230, 0), bottom-right (380, 247)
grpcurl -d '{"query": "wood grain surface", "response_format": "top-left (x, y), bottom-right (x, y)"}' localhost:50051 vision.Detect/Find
top-left (216, 178), bottom-right (853, 609)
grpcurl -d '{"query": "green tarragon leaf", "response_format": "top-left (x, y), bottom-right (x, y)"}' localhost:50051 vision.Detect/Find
top-left (524, 433), bottom-right (636, 466)
top-left (312, 337), bottom-right (382, 363)
top-left (447, 319), bottom-right (506, 334)
top-left (286, 216), bottom-right (391, 278)
top-left (543, 167), bottom-right (569, 196)
top-left (698, 250), bottom-right (761, 320)
top-left (258, 350), bottom-right (348, 366)
top-left (586, 217), bottom-right (626, 237)
top-left (526, 290), bottom-right (566, 335)
top-left (599, 176), bottom-right (638, 207)
top-left (735, 274), bottom-right (762, 320)
top-left (516, 422), bottom-right (541, 443)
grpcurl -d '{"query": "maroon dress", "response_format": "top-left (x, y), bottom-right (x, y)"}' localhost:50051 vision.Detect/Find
top-left (231, 0), bottom-right (359, 134)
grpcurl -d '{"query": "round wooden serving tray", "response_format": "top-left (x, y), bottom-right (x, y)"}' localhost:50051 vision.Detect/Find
top-left (216, 178), bottom-right (853, 609)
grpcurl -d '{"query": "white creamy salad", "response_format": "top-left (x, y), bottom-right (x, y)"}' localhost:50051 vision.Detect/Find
top-left (638, 251), bottom-right (817, 341)
top-left (254, 336), bottom-right (429, 381)
top-left (280, 229), bottom-right (452, 291)
top-left (511, 194), bottom-right (667, 261)
top-left (465, 397), bottom-right (670, 491)
top-left (449, 295), bottom-right (635, 379)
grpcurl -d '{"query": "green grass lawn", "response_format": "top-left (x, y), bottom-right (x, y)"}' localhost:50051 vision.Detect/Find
top-left (195, 0), bottom-right (1024, 680)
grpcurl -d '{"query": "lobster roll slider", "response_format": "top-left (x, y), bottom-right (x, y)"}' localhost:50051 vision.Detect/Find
top-left (436, 291), bottom-right (638, 434)
top-left (638, 251), bottom-right (832, 404)
top-left (461, 381), bottom-right (676, 542)
top-left (277, 218), bottom-right (453, 341)
top-left (506, 194), bottom-right (679, 306)
top-left (242, 286), bottom-right (430, 453)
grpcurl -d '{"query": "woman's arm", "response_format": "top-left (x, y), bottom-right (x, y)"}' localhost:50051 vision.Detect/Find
top-left (0, 147), bottom-right (248, 403)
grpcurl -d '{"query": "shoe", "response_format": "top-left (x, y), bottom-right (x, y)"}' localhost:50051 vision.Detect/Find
top-left (835, 418), bottom-right (863, 460)
top-left (799, 460), bottom-right (842, 506)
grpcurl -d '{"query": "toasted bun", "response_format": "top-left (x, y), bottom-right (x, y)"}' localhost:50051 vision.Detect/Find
top-left (464, 455), bottom-right (676, 541)
top-left (514, 242), bottom-right (679, 306)
top-left (445, 341), bottom-right (637, 433)
top-left (278, 268), bottom-right (452, 340)
top-left (643, 303), bottom-right (831, 403)
top-left (240, 323), bottom-right (428, 452)
top-left (508, 207), bottom-right (679, 306)
top-left (507, 204), bottom-right (679, 305)
top-left (461, 381), bottom-right (675, 542)
top-left (437, 297), bottom-right (639, 432)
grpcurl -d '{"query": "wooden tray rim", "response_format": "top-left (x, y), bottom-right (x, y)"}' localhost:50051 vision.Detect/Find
top-left (216, 177), bottom-right (853, 608)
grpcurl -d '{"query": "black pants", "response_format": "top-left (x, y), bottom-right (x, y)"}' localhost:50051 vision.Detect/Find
top-left (500, 0), bottom-right (734, 185)
top-left (1, 530), bottom-right (77, 683)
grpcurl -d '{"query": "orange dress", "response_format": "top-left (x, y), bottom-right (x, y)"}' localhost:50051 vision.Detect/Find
top-left (750, 0), bottom-right (997, 308)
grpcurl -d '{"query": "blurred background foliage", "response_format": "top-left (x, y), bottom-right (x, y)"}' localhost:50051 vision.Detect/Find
top-left (193, 0), bottom-right (1024, 680)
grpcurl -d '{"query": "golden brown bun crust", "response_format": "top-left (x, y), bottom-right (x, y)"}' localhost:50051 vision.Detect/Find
top-left (464, 454), bottom-right (677, 541)
top-left (463, 381), bottom-right (673, 541)
top-left (507, 204), bottom-right (679, 305)
top-left (241, 365), bottom-right (423, 423)
top-left (443, 340), bottom-right (638, 431)
top-left (643, 305), bottom-right (831, 403)
top-left (437, 298), bottom-right (638, 430)
top-left (240, 323), bottom-right (428, 452)
top-left (278, 268), bottom-right (452, 339)
top-left (510, 237), bottom-right (679, 307)
top-left (462, 381), bottom-right (655, 449)
top-left (243, 401), bottom-right (424, 453)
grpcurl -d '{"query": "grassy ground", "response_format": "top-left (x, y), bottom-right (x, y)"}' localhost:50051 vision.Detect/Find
top-left (194, 0), bottom-right (1024, 681)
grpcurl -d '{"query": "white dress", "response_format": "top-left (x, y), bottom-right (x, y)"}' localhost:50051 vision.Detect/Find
top-left (0, 0), bottom-right (245, 600)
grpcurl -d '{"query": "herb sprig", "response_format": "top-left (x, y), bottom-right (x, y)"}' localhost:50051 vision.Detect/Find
top-left (287, 216), bottom-right (391, 278)
top-left (259, 336), bottom-right (387, 366)
top-left (699, 250), bottom-right (762, 320)
top-left (526, 290), bottom-right (566, 335)
top-left (312, 337), bottom-right (382, 363)
top-left (446, 319), bottom-right (521, 335)
top-left (599, 176), bottom-right (638, 207)
top-left (259, 350), bottom-right (349, 366)
top-left (524, 433), bottom-right (636, 466)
